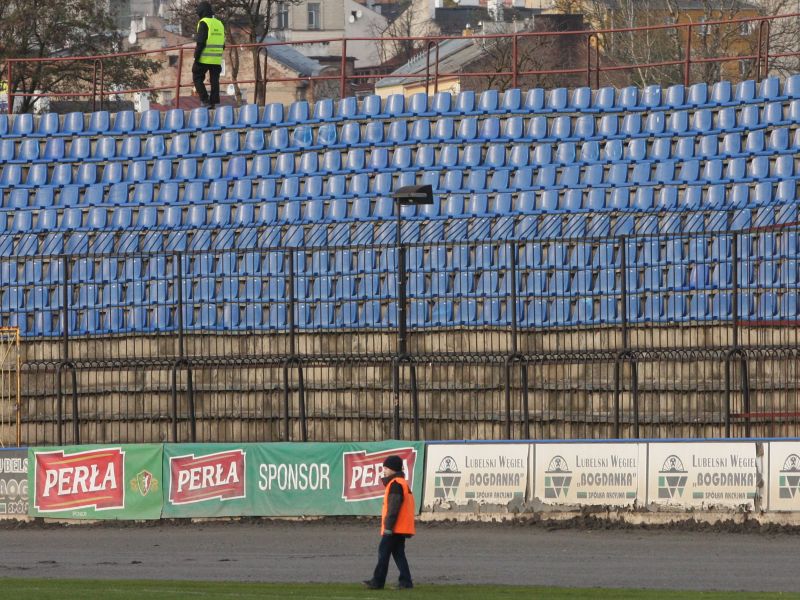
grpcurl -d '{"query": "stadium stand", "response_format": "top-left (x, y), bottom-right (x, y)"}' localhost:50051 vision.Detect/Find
top-left (1, 76), bottom-right (799, 339)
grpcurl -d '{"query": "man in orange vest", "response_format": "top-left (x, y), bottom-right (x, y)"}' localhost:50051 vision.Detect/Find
top-left (363, 455), bottom-right (415, 590)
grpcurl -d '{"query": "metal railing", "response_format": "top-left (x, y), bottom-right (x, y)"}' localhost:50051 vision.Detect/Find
top-left (8, 215), bottom-right (800, 445)
top-left (3, 11), bottom-right (800, 113)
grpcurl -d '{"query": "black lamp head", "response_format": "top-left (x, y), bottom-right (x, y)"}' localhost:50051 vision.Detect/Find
top-left (392, 184), bottom-right (434, 205)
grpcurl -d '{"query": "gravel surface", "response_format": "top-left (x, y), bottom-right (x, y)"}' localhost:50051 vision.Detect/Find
top-left (0, 518), bottom-right (796, 592)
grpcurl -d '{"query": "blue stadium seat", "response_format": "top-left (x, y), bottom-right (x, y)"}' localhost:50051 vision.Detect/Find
top-left (11, 113), bottom-right (34, 137)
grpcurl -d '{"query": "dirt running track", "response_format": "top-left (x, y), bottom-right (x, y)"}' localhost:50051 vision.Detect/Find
top-left (0, 519), bottom-right (797, 592)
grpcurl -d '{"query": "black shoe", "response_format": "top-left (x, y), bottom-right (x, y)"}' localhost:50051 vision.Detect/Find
top-left (395, 582), bottom-right (414, 590)
top-left (200, 100), bottom-right (211, 108)
top-left (362, 579), bottom-right (383, 590)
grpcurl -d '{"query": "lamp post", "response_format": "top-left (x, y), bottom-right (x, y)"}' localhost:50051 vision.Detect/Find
top-left (390, 184), bottom-right (433, 439)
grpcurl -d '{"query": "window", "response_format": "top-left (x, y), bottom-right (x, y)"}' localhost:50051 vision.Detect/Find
top-left (276, 2), bottom-right (289, 30)
top-left (168, 55), bottom-right (178, 67)
top-left (740, 21), bottom-right (755, 36)
top-left (308, 2), bottom-right (320, 30)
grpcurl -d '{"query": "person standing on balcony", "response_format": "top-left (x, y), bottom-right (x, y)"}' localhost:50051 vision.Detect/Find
top-left (363, 455), bottom-right (415, 590)
top-left (193, 1), bottom-right (225, 108)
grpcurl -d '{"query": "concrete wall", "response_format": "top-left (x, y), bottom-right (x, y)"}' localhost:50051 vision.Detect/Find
top-left (17, 325), bottom-right (800, 445)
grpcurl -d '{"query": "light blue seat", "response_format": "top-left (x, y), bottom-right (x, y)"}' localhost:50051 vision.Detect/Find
top-left (82, 110), bottom-right (109, 135)
top-left (35, 113), bottom-right (60, 137)
top-left (710, 80), bottom-right (734, 106)
top-left (11, 113), bottom-right (34, 137)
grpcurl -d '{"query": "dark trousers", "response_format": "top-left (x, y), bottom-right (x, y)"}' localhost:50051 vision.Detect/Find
top-left (372, 534), bottom-right (412, 587)
top-left (192, 62), bottom-right (221, 105)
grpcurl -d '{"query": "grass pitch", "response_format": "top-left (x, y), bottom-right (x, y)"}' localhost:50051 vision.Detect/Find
top-left (1, 580), bottom-right (798, 599)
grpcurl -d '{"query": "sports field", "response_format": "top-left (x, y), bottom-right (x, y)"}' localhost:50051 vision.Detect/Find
top-left (2, 580), bottom-right (799, 600)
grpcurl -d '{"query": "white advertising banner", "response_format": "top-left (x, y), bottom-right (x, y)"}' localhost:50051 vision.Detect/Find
top-left (422, 444), bottom-right (528, 509)
top-left (766, 441), bottom-right (800, 511)
top-left (647, 442), bottom-right (764, 509)
top-left (532, 443), bottom-right (645, 506)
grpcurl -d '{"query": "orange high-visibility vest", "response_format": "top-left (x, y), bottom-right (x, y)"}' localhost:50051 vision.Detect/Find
top-left (381, 476), bottom-right (416, 536)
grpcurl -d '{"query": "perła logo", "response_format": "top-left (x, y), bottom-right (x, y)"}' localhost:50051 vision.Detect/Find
top-left (34, 448), bottom-right (125, 513)
top-left (658, 455), bottom-right (688, 499)
top-left (434, 456), bottom-right (461, 500)
top-left (342, 447), bottom-right (417, 502)
top-left (169, 449), bottom-right (246, 505)
top-left (779, 454), bottom-right (800, 500)
top-left (544, 455), bottom-right (571, 499)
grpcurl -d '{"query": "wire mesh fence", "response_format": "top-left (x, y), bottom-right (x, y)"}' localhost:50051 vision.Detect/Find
top-left (7, 219), bottom-right (800, 445)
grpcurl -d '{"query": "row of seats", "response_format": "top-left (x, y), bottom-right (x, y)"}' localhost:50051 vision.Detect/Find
top-left (3, 104), bottom-right (799, 164)
top-left (6, 257), bottom-right (800, 309)
top-left (5, 289), bottom-right (799, 337)
top-left (3, 125), bottom-right (798, 179)
top-left (0, 206), bottom-right (795, 257)
top-left (3, 230), bottom-right (798, 281)
top-left (3, 154), bottom-right (798, 196)
top-left (1, 177), bottom-right (796, 217)
top-left (1, 77), bottom-right (795, 139)
top-left (0, 199), bottom-right (792, 242)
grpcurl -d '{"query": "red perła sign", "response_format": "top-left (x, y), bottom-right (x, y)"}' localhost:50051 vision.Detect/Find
top-left (342, 447), bottom-right (417, 502)
top-left (34, 448), bottom-right (125, 512)
top-left (169, 449), bottom-right (246, 505)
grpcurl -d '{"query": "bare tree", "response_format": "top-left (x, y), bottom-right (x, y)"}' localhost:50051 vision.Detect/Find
top-left (554, 0), bottom-right (769, 88)
top-left (462, 31), bottom-right (574, 93)
top-left (578, 0), bottom-right (686, 88)
top-left (738, 0), bottom-right (800, 78)
top-left (373, 0), bottom-right (440, 67)
top-left (0, 0), bottom-right (159, 112)
top-left (170, 0), bottom-right (304, 105)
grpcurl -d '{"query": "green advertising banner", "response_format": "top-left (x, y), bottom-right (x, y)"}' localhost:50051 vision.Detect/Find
top-left (162, 442), bottom-right (425, 518)
top-left (28, 445), bottom-right (163, 520)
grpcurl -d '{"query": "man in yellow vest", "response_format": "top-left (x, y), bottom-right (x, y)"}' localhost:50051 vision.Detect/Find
top-left (363, 455), bottom-right (415, 590)
top-left (193, 1), bottom-right (225, 108)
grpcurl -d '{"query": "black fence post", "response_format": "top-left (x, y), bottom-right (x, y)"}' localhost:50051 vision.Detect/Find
top-left (288, 248), bottom-right (296, 357)
top-left (176, 252), bottom-right (185, 358)
top-left (504, 359), bottom-right (512, 440)
top-left (620, 237), bottom-right (629, 351)
top-left (282, 361), bottom-right (291, 442)
top-left (70, 366), bottom-right (79, 444)
top-left (392, 359), bottom-right (401, 439)
top-left (741, 353), bottom-right (751, 438)
top-left (631, 359), bottom-right (639, 439)
top-left (504, 241), bottom-right (525, 441)
top-left (409, 363), bottom-right (420, 441)
top-left (56, 362), bottom-right (64, 446)
top-left (509, 242), bottom-right (518, 355)
top-left (171, 364), bottom-right (179, 442)
top-left (62, 256), bottom-right (70, 365)
top-left (730, 232), bottom-right (740, 437)
top-left (613, 357), bottom-right (621, 439)
top-left (732, 233), bottom-right (739, 349)
top-left (298, 363), bottom-right (307, 442)
top-left (56, 256), bottom-right (80, 445)
top-left (521, 362), bottom-right (530, 439)
top-left (173, 252), bottom-right (196, 443)
top-left (724, 354), bottom-right (732, 438)
top-left (393, 209), bottom-right (407, 440)
top-left (614, 237), bottom-right (629, 438)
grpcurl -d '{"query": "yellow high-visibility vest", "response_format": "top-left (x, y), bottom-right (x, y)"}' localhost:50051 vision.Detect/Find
top-left (197, 17), bottom-right (225, 65)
